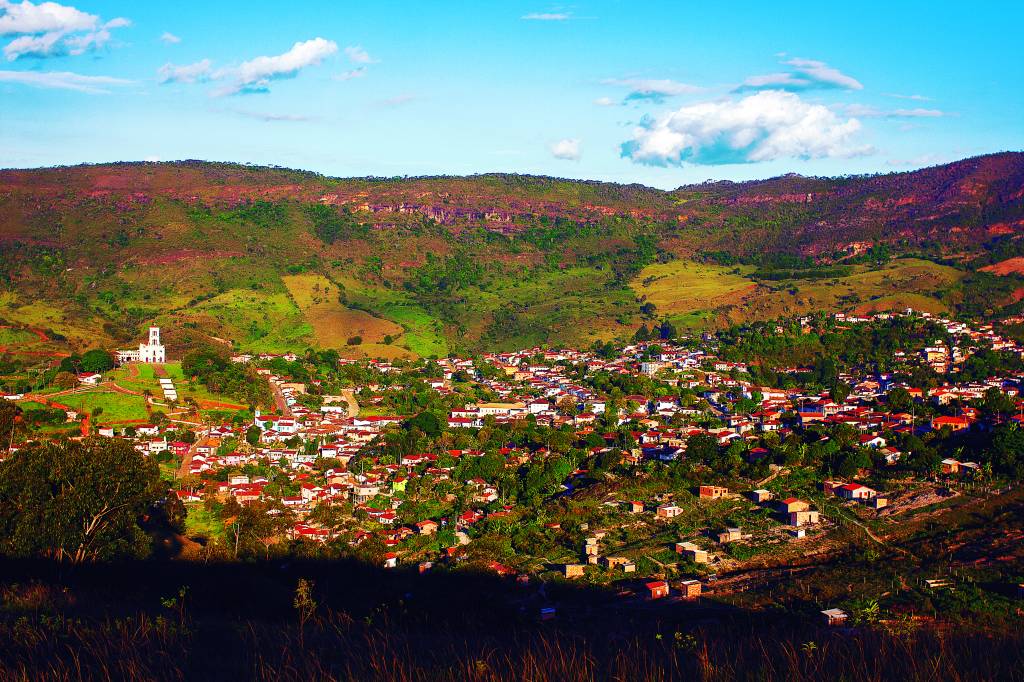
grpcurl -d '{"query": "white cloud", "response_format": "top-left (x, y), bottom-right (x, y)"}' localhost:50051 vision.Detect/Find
top-left (892, 107), bottom-right (946, 118)
top-left (782, 58), bottom-right (862, 90)
top-left (335, 66), bottom-right (366, 81)
top-left (231, 109), bottom-right (310, 122)
top-left (603, 77), bottom-right (702, 103)
top-left (883, 92), bottom-right (930, 101)
top-left (158, 58), bottom-right (211, 84)
top-left (379, 93), bottom-right (415, 107)
top-left (160, 31), bottom-right (180, 44)
top-left (343, 45), bottom-right (375, 63)
top-left (593, 96), bottom-right (616, 106)
top-left (621, 90), bottom-right (871, 166)
top-left (522, 12), bottom-right (570, 20)
top-left (0, 0), bottom-right (96, 35)
top-left (216, 37), bottom-right (337, 95)
top-left (144, 155), bottom-right (161, 162)
top-left (840, 103), bottom-right (948, 118)
top-left (549, 138), bottom-right (581, 160)
top-left (886, 153), bottom-right (944, 167)
top-left (0, 68), bottom-right (131, 92)
top-left (0, 1), bottom-right (128, 60)
top-left (737, 56), bottom-right (862, 92)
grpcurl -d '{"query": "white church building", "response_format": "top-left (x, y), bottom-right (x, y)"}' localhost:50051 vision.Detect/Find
top-left (116, 326), bottom-right (166, 364)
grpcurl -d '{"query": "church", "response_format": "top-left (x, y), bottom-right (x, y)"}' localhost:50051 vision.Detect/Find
top-left (116, 326), bottom-right (166, 364)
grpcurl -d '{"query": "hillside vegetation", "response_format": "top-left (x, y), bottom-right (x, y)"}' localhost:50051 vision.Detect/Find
top-left (1, 153), bottom-right (1023, 356)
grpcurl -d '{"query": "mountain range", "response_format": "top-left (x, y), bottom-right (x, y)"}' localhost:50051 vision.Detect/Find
top-left (1, 152), bottom-right (1023, 358)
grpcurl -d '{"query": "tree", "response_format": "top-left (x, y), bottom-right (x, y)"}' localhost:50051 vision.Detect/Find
top-left (831, 381), bottom-right (852, 404)
top-left (988, 424), bottom-right (1024, 480)
top-left (406, 411), bottom-right (442, 437)
top-left (0, 400), bottom-right (19, 450)
top-left (887, 387), bottom-right (913, 413)
top-left (556, 396), bottom-right (578, 417)
top-left (0, 438), bottom-right (162, 563)
top-left (53, 371), bottom-right (78, 389)
top-left (80, 349), bottom-right (115, 373)
top-left (981, 387), bottom-right (1015, 420)
top-left (245, 425), bottom-right (262, 446)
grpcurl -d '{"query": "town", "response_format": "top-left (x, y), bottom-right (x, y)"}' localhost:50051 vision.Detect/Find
top-left (3, 307), bottom-right (1023, 627)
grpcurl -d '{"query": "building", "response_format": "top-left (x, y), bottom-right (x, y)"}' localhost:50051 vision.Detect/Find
top-left (698, 485), bottom-right (729, 500)
top-left (645, 580), bottom-right (669, 600)
top-left (116, 326), bottom-right (166, 364)
top-left (676, 541), bottom-right (709, 563)
top-left (656, 503), bottom-right (683, 519)
top-left (679, 579), bottom-right (702, 599)
top-left (717, 528), bottom-right (742, 544)
top-left (562, 564), bottom-right (585, 579)
top-left (821, 608), bottom-right (848, 626)
top-left (788, 510), bottom-right (821, 527)
top-left (836, 483), bottom-right (877, 501)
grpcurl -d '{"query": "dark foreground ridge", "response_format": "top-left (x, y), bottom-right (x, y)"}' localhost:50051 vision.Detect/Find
top-left (1, 555), bottom-right (1021, 681)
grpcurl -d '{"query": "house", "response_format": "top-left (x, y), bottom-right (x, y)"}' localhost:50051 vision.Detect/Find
top-left (835, 483), bottom-right (877, 501)
top-left (678, 579), bottom-right (702, 599)
top-left (777, 497), bottom-right (809, 514)
top-left (868, 497), bottom-right (888, 510)
top-left (821, 608), bottom-right (848, 626)
top-left (562, 564), bottom-right (585, 579)
top-left (750, 489), bottom-right (772, 504)
top-left (416, 519), bottom-right (438, 535)
top-left (656, 503), bottom-right (683, 519)
top-left (603, 556), bottom-right (636, 573)
top-left (383, 552), bottom-right (398, 569)
top-left (645, 580), bottom-right (669, 600)
top-left (931, 415), bottom-right (971, 432)
top-left (77, 372), bottom-right (102, 386)
top-left (941, 458), bottom-right (961, 475)
top-left (676, 541), bottom-right (709, 563)
top-left (625, 500), bottom-right (644, 513)
top-left (788, 510), bottom-right (821, 527)
top-left (698, 485), bottom-right (728, 500)
top-left (717, 528), bottom-right (742, 544)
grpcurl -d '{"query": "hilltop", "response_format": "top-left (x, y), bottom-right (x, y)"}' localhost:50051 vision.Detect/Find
top-left (1, 152), bottom-right (1023, 356)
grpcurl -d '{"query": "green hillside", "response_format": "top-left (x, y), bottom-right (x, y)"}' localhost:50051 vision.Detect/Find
top-left (0, 155), bottom-right (1022, 357)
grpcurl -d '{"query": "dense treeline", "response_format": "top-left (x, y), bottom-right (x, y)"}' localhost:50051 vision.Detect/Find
top-left (182, 350), bottom-right (272, 407)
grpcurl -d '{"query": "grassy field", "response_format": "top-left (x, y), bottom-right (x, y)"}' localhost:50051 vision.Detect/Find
top-left (0, 327), bottom-right (38, 345)
top-left (631, 260), bottom-right (756, 316)
top-left (57, 389), bottom-right (149, 423)
top-left (330, 272), bottom-right (450, 358)
top-left (282, 273), bottom-right (403, 349)
top-left (107, 362), bottom-right (243, 408)
top-left (0, 293), bottom-right (106, 348)
top-left (185, 502), bottom-right (225, 542)
top-left (632, 258), bottom-right (962, 330)
top-left (181, 289), bottom-right (313, 353)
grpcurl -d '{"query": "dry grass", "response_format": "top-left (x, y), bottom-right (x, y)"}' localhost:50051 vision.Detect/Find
top-left (631, 261), bottom-right (757, 316)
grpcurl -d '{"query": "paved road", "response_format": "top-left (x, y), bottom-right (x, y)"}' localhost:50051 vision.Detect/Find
top-left (270, 380), bottom-right (292, 417)
top-left (340, 389), bottom-right (359, 417)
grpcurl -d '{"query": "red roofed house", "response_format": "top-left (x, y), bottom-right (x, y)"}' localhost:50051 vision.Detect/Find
top-left (645, 580), bottom-right (669, 600)
top-left (836, 483), bottom-right (877, 501)
top-left (931, 415), bottom-right (971, 432)
top-left (416, 519), bottom-right (439, 535)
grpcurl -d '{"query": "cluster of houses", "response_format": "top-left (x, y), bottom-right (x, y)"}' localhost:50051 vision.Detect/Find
top-left (9, 308), bottom-right (1024, 594)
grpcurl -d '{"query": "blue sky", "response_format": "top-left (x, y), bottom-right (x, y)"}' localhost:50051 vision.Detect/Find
top-left (1, 1), bottom-right (1022, 188)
